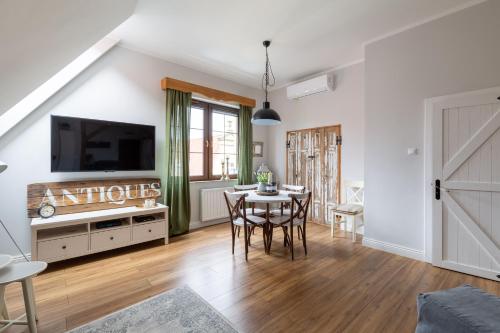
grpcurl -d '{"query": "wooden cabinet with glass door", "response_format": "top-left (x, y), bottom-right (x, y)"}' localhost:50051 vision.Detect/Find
top-left (286, 125), bottom-right (341, 225)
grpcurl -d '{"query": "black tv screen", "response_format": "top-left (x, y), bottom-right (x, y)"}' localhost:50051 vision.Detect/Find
top-left (51, 116), bottom-right (155, 172)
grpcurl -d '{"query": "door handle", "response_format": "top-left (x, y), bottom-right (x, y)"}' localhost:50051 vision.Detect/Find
top-left (435, 179), bottom-right (440, 200)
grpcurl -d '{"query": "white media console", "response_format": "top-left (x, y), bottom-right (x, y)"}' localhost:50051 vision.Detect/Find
top-left (30, 204), bottom-right (169, 263)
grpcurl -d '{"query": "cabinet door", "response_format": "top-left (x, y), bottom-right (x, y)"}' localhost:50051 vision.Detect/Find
top-left (311, 128), bottom-right (323, 223)
top-left (286, 132), bottom-right (298, 185)
top-left (323, 126), bottom-right (340, 225)
top-left (285, 125), bottom-right (341, 225)
top-left (297, 130), bottom-right (312, 191)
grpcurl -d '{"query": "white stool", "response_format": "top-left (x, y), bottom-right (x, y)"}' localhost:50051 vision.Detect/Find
top-left (0, 261), bottom-right (47, 333)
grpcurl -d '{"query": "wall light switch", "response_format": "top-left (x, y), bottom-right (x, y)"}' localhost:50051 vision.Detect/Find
top-left (407, 148), bottom-right (418, 156)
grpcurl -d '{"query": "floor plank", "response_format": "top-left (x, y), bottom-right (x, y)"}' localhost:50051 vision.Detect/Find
top-left (3, 223), bottom-right (499, 333)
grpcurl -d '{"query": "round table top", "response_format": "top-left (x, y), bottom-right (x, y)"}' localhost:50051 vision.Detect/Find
top-left (0, 261), bottom-right (47, 285)
top-left (242, 190), bottom-right (293, 203)
top-left (0, 254), bottom-right (12, 271)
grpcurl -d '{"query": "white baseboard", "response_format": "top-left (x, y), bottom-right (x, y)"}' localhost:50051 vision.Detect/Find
top-left (190, 218), bottom-right (228, 230)
top-left (11, 253), bottom-right (32, 263)
top-left (362, 237), bottom-right (424, 261)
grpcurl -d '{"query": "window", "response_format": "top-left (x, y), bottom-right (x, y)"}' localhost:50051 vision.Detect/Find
top-left (189, 100), bottom-right (239, 181)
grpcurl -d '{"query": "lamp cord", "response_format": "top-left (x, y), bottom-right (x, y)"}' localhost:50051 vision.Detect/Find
top-left (0, 217), bottom-right (30, 262)
top-left (261, 44), bottom-right (276, 102)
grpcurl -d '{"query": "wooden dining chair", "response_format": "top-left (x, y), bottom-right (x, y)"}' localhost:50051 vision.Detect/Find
top-left (223, 191), bottom-right (266, 260)
top-left (271, 184), bottom-right (305, 216)
top-left (282, 184), bottom-right (306, 193)
top-left (233, 184), bottom-right (267, 217)
top-left (271, 184), bottom-right (306, 240)
top-left (233, 184), bottom-right (266, 238)
top-left (269, 191), bottom-right (311, 260)
top-left (331, 180), bottom-right (364, 242)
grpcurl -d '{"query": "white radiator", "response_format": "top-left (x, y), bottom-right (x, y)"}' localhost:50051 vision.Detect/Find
top-left (200, 187), bottom-right (233, 222)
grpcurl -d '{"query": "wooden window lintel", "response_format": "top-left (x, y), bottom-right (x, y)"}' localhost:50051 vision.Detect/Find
top-left (161, 77), bottom-right (256, 108)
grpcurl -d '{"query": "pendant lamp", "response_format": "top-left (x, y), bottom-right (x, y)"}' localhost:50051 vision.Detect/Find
top-left (0, 161), bottom-right (7, 173)
top-left (251, 40), bottom-right (281, 125)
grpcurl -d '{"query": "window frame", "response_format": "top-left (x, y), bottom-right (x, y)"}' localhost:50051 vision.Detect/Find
top-left (189, 100), bottom-right (239, 181)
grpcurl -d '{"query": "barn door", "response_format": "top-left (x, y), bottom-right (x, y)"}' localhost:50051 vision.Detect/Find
top-left (431, 88), bottom-right (500, 281)
top-left (297, 130), bottom-right (313, 192)
top-left (286, 132), bottom-right (297, 185)
top-left (286, 125), bottom-right (341, 225)
top-left (311, 128), bottom-right (323, 223)
top-left (323, 126), bottom-right (341, 225)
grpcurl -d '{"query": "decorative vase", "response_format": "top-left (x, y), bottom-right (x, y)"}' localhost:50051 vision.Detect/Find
top-left (258, 182), bottom-right (266, 192)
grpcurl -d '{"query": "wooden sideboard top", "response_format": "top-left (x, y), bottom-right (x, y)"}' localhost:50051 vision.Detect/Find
top-left (31, 203), bottom-right (168, 228)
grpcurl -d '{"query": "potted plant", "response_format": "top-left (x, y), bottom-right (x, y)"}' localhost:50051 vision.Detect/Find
top-left (255, 172), bottom-right (269, 192)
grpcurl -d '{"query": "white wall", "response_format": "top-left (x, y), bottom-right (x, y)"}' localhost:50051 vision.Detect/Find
top-left (0, 46), bottom-right (266, 256)
top-left (0, 0), bottom-right (137, 114)
top-left (364, 0), bottom-right (500, 258)
top-left (267, 63), bottom-right (365, 184)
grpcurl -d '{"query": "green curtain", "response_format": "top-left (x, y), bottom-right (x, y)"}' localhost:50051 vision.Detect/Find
top-left (164, 89), bottom-right (191, 236)
top-left (238, 104), bottom-right (253, 185)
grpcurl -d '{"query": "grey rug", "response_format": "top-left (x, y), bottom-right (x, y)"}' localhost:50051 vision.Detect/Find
top-left (67, 286), bottom-right (238, 333)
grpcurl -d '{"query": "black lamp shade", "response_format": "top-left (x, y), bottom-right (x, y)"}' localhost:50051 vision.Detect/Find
top-left (251, 101), bottom-right (281, 125)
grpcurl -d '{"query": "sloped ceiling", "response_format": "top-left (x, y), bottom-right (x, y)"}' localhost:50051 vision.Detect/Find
top-left (112, 0), bottom-right (476, 88)
top-left (0, 0), bottom-right (137, 114)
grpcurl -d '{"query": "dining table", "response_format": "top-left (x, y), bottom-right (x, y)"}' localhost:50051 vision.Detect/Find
top-left (241, 190), bottom-right (293, 254)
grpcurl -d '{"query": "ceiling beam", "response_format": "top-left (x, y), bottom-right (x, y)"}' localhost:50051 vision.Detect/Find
top-left (161, 77), bottom-right (256, 108)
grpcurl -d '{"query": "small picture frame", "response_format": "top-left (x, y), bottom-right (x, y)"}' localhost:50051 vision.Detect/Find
top-left (253, 142), bottom-right (263, 157)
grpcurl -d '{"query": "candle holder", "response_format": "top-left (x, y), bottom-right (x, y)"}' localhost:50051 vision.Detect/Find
top-left (224, 157), bottom-right (230, 181)
top-left (220, 160), bottom-right (225, 181)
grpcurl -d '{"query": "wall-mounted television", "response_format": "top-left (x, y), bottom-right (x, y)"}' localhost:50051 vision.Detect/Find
top-left (51, 116), bottom-right (155, 172)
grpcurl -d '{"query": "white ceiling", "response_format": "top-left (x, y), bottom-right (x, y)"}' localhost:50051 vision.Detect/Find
top-left (112, 0), bottom-right (477, 88)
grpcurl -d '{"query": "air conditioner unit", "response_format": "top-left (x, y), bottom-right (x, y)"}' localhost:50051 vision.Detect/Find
top-left (286, 74), bottom-right (335, 100)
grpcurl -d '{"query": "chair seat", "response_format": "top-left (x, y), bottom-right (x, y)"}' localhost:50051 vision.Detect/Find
top-left (332, 203), bottom-right (363, 214)
top-left (270, 208), bottom-right (291, 216)
top-left (233, 215), bottom-right (265, 226)
top-left (0, 261), bottom-right (47, 284)
top-left (244, 207), bottom-right (266, 216)
top-left (269, 215), bottom-right (303, 226)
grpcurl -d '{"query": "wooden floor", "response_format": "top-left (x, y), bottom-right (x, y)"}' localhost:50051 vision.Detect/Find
top-left (3, 223), bottom-right (499, 333)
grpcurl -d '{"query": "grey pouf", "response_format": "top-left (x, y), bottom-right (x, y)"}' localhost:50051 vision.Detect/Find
top-left (416, 284), bottom-right (500, 333)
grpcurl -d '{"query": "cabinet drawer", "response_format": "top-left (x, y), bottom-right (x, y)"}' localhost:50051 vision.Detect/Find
top-left (38, 234), bottom-right (88, 261)
top-left (91, 227), bottom-right (130, 252)
top-left (132, 221), bottom-right (165, 242)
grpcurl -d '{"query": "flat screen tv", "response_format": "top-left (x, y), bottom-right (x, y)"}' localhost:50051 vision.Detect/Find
top-left (51, 116), bottom-right (155, 172)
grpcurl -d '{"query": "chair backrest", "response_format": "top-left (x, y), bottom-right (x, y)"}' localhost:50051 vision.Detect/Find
top-left (289, 191), bottom-right (312, 222)
top-left (342, 180), bottom-right (364, 205)
top-left (223, 191), bottom-right (254, 225)
top-left (282, 184), bottom-right (306, 193)
top-left (234, 184), bottom-right (258, 192)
